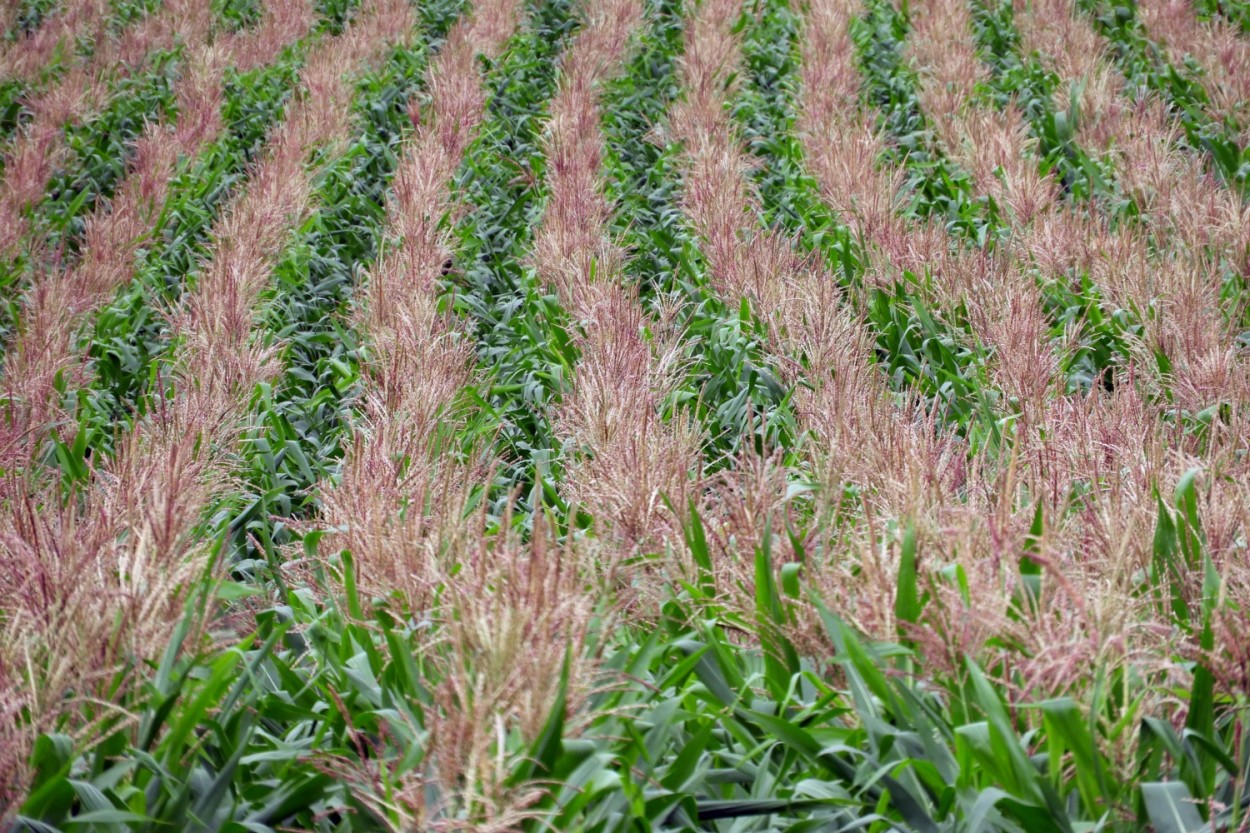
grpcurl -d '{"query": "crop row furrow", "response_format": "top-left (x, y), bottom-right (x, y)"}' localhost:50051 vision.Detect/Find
top-left (603, 0), bottom-right (790, 476)
top-left (319, 0), bottom-right (519, 610)
top-left (651, 0), bottom-right (797, 470)
top-left (225, 0), bottom-right (467, 572)
top-left (446, 0), bottom-right (579, 523)
top-left (531, 0), bottom-right (697, 559)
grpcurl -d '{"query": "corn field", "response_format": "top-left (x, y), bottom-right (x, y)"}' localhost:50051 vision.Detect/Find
top-left (0, 0), bottom-right (1248, 827)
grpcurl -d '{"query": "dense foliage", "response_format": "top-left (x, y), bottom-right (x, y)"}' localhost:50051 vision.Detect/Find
top-left (1, 0), bottom-right (1248, 828)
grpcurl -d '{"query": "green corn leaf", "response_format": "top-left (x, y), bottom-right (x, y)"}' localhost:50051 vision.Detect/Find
top-left (1040, 698), bottom-right (1113, 813)
top-left (895, 520), bottom-right (921, 643)
top-left (1141, 782), bottom-right (1204, 833)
